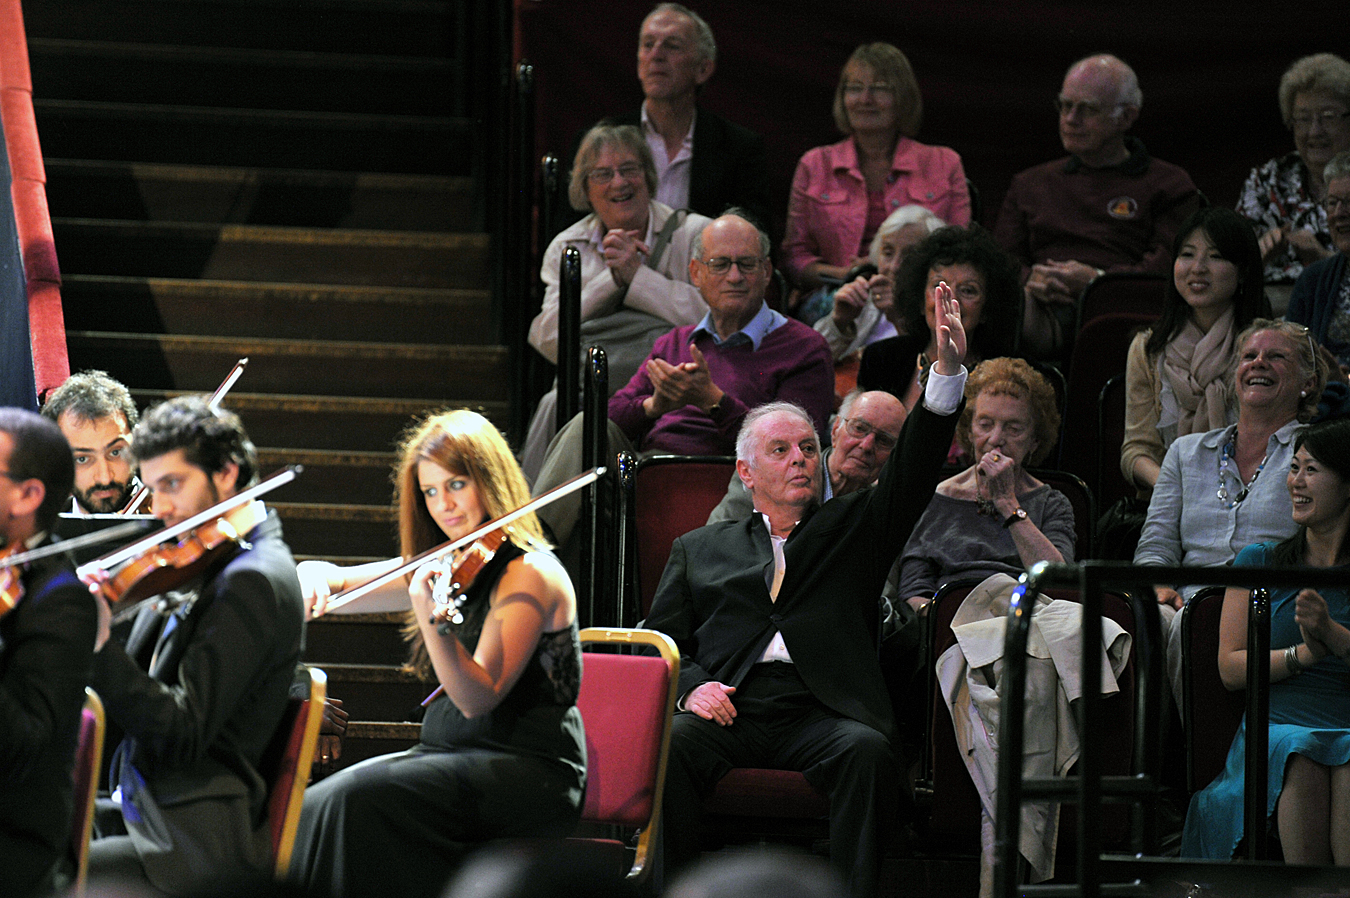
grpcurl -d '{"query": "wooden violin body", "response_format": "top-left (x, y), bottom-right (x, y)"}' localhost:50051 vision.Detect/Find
top-left (430, 528), bottom-right (509, 633)
top-left (87, 501), bottom-right (268, 609)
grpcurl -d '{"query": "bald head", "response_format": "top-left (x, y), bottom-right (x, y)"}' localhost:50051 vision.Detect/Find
top-left (829, 391), bottom-right (907, 496)
top-left (1058, 54), bottom-right (1140, 168)
top-left (690, 213), bottom-right (772, 339)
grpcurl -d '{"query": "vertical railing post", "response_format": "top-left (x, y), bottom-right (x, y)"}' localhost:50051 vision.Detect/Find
top-left (612, 450), bottom-right (638, 627)
top-left (579, 345), bottom-right (608, 627)
top-left (556, 246), bottom-right (582, 431)
top-left (1244, 587), bottom-right (1271, 859)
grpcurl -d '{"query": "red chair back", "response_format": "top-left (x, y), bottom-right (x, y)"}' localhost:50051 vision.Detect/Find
top-left (260, 666), bottom-right (327, 876)
top-left (575, 627), bottom-right (679, 882)
top-left (1181, 587), bottom-right (1246, 793)
top-left (631, 455), bottom-right (737, 618)
top-left (1060, 312), bottom-right (1153, 491)
top-left (1076, 272), bottom-right (1167, 332)
top-left (71, 688), bottom-right (105, 895)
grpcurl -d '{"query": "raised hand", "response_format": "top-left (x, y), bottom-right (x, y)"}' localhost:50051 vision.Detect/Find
top-left (932, 281), bottom-right (967, 376)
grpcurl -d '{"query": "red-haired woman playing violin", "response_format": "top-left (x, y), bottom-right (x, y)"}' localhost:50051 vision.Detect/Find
top-left (290, 409), bottom-right (584, 898)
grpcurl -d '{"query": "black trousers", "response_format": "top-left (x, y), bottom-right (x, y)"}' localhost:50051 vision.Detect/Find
top-left (661, 663), bottom-right (899, 898)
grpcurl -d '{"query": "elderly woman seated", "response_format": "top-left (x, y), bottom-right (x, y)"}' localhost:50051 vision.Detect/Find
top-left (814, 204), bottom-right (944, 361)
top-left (1288, 151), bottom-right (1350, 374)
top-left (520, 122), bottom-right (711, 479)
top-left (1237, 53), bottom-right (1350, 306)
top-left (896, 357), bottom-right (1073, 613)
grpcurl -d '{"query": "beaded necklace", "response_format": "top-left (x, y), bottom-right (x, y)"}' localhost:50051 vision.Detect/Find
top-left (1217, 430), bottom-right (1269, 509)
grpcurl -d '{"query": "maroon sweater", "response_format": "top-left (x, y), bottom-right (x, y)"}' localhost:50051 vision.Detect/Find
top-left (608, 320), bottom-right (834, 455)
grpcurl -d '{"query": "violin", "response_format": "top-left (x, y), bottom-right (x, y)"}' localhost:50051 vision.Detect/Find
top-left (79, 466), bottom-right (301, 623)
top-left (428, 528), bottom-right (510, 634)
top-left (120, 357), bottom-right (249, 515)
top-left (0, 520), bottom-right (155, 622)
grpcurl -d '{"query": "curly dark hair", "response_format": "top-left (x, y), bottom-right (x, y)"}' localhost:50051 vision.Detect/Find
top-left (131, 396), bottom-right (258, 490)
top-left (895, 224), bottom-right (1021, 360)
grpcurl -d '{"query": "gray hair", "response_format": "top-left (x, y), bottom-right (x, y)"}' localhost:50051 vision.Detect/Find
top-left (645, 3), bottom-right (716, 65)
top-left (691, 207), bottom-right (772, 261)
top-left (567, 123), bottom-right (658, 213)
top-left (870, 205), bottom-right (944, 263)
top-left (735, 402), bottom-right (818, 466)
top-left (1278, 53), bottom-right (1350, 129)
top-left (1067, 54), bottom-right (1142, 112)
top-left (1325, 150), bottom-right (1350, 186)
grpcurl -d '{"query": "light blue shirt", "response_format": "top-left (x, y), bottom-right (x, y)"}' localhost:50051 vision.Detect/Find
top-left (1134, 421), bottom-right (1301, 599)
top-left (693, 302), bottom-right (785, 350)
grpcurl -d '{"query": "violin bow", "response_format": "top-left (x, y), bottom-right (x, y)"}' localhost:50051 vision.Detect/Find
top-left (79, 464), bottom-right (301, 584)
top-left (316, 466), bottom-right (605, 617)
top-left (120, 357), bottom-right (249, 514)
top-left (0, 520), bottom-right (155, 569)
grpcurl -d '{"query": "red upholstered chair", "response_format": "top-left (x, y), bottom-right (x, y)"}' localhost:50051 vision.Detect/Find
top-left (618, 453), bottom-right (830, 845)
top-left (625, 454), bottom-right (737, 621)
top-left (71, 688), bottom-right (106, 896)
top-left (1027, 467), bottom-right (1095, 560)
top-left (260, 665), bottom-right (327, 877)
top-left (1059, 312), bottom-right (1153, 494)
top-left (1181, 586), bottom-right (1245, 794)
top-left (573, 627), bottom-right (680, 883)
top-left (1074, 272), bottom-right (1167, 335)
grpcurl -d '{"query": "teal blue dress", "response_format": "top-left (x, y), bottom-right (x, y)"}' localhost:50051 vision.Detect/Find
top-left (1181, 542), bottom-right (1350, 858)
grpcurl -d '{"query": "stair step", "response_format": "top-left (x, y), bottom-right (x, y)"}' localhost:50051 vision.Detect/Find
top-left (35, 100), bottom-right (472, 174)
top-left (305, 612), bottom-right (408, 666)
top-left (22, 0), bottom-right (462, 58)
top-left (256, 447), bottom-right (395, 506)
top-left (316, 662), bottom-right (431, 722)
top-left (272, 501), bottom-right (396, 558)
top-left (334, 721), bottom-right (421, 771)
top-left (52, 219), bottom-right (489, 287)
top-left (126, 390), bottom-right (508, 453)
top-left (61, 276), bottom-right (493, 343)
top-left (29, 39), bottom-right (454, 115)
top-left (44, 160), bottom-right (474, 230)
top-left (68, 332), bottom-right (509, 400)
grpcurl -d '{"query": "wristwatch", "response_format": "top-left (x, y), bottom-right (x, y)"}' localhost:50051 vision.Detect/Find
top-left (1002, 508), bottom-right (1028, 528)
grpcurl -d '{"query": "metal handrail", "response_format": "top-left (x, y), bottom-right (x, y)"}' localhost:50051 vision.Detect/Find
top-left (555, 246), bottom-right (582, 431)
top-left (579, 345), bottom-right (609, 627)
top-left (994, 561), bottom-right (1320, 897)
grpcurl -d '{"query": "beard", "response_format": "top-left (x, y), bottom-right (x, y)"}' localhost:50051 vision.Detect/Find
top-left (74, 479), bottom-right (136, 514)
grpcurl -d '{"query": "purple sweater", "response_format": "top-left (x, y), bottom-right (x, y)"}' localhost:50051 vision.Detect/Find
top-left (608, 320), bottom-right (834, 455)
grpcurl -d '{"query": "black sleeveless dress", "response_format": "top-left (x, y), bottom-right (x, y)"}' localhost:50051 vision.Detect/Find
top-left (289, 544), bottom-right (586, 898)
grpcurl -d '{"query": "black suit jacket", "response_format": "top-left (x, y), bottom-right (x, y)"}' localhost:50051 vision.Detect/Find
top-left (644, 400), bottom-right (960, 742)
top-left (557, 107), bottom-right (772, 237)
top-left (0, 546), bottom-right (97, 898)
top-left (90, 510), bottom-right (304, 886)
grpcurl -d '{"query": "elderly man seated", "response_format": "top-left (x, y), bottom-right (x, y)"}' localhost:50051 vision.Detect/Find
top-left (646, 286), bottom-right (967, 898)
top-left (532, 210), bottom-right (834, 548)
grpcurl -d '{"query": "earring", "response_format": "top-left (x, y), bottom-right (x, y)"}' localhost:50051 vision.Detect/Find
top-left (1301, 390), bottom-right (1308, 397)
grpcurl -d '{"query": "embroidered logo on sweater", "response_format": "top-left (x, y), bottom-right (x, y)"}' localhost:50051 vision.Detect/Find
top-left (1106, 196), bottom-right (1138, 220)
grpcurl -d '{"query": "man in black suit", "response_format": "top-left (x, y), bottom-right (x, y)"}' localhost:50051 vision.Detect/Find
top-left (87, 397), bottom-right (304, 895)
top-left (0, 409), bottom-right (97, 898)
top-left (645, 287), bottom-right (968, 898)
top-left (557, 4), bottom-right (770, 234)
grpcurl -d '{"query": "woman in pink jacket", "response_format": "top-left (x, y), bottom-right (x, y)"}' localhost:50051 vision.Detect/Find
top-left (784, 42), bottom-right (970, 324)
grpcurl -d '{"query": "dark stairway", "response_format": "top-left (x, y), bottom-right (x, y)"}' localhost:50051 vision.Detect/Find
top-left (23, 0), bottom-right (509, 768)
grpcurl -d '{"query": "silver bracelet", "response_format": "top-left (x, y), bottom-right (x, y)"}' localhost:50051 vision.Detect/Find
top-left (1285, 644), bottom-right (1306, 675)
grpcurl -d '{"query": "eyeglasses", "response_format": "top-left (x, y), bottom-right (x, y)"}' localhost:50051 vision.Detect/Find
top-left (586, 163), bottom-right (643, 185)
top-left (1324, 195), bottom-right (1350, 214)
top-left (843, 82), bottom-right (894, 97)
top-left (842, 417), bottom-right (898, 452)
top-left (1291, 110), bottom-right (1349, 131)
top-left (1055, 98), bottom-right (1122, 119)
top-left (701, 256), bottom-right (764, 275)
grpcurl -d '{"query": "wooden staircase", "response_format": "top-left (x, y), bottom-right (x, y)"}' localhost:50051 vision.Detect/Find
top-left (25, 0), bottom-right (508, 768)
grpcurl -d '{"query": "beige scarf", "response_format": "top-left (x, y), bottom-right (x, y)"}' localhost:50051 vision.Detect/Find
top-left (1159, 306), bottom-right (1235, 440)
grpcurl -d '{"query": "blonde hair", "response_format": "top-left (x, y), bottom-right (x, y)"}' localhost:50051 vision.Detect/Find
top-left (395, 409), bottom-right (548, 677)
top-left (832, 43), bottom-right (922, 138)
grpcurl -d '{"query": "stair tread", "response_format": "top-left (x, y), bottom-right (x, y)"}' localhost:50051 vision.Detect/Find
top-left (30, 37), bottom-right (452, 70)
top-left (36, 97), bottom-right (470, 129)
top-left (68, 330), bottom-right (504, 359)
top-left (46, 158), bottom-right (471, 191)
top-left (129, 389), bottom-right (501, 416)
top-left (257, 447), bottom-right (395, 465)
top-left (53, 218), bottom-right (487, 245)
top-left (63, 274), bottom-right (489, 303)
